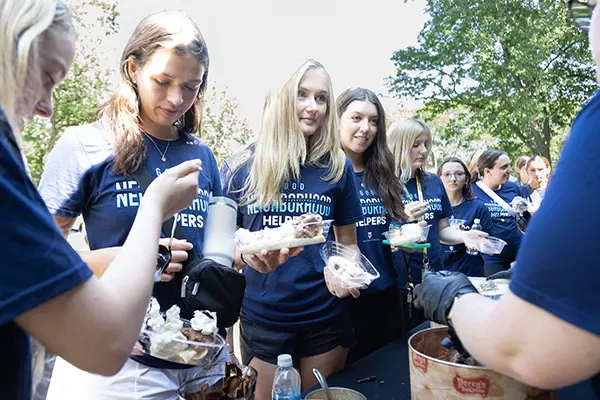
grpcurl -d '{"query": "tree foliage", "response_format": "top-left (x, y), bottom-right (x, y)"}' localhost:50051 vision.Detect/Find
top-left (388, 0), bottom-right (597, 163)
top-left (200, 86), bottom-right (254, 165)
top-left (21, 0), bottom-right (118, 185)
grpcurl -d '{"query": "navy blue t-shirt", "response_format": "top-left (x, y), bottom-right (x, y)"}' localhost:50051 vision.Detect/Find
top-left (0, 109), bottom-right (92, 399)
top-left (353, 171), bottom-right (395, 293)
top-left (394, 173), bottom-right (453, 285)
top-left (511, 90), bottom-right (600, 385)
top-left (441, 199), bottom-right (494, 277)
top-left (38, 122), bottom-right (222, 369)
top-left (472, 181), bottom-right (523, 265)
top-left (221, 156), bottom-right (363, 328)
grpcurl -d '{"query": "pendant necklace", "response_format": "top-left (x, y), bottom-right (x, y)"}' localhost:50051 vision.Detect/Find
top-left (145, 133), bottom-right (171, 162)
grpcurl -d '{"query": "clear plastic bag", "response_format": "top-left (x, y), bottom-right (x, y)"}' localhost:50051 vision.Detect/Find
top-left (463, 235), bottom-right (508, 255)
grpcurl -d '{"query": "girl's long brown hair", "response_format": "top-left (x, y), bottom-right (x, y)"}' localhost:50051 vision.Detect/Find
top-left (336, 88), bottom-right (407, 221)
top-left (98, 10), bottom-right (209, 175)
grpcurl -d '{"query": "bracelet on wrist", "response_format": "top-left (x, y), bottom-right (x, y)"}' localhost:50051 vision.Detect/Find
top-left (240, 252), bottom-right (247, 265)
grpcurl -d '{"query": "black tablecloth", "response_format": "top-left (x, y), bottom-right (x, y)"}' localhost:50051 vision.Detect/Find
top-left (304, 322), bottom-right (597, 399)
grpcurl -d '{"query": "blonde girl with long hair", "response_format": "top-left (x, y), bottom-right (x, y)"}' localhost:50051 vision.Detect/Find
top-left (39, 10), bottom-right (225, 399)
top-left (221, 60), bottom-right (364, 400)
top-left (387, 118), bottom-right (485, 329)
top-left (0, 1), bottom-right (200, 398)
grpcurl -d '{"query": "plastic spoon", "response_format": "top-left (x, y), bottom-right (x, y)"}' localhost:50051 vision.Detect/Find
top-left (154, 213), bottom-right (178, 282)
top-left (312, 368), bottom-right (332, 400)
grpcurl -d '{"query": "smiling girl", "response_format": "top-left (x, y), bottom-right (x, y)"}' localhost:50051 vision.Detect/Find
top-left (471, 149), bottom-right (528, 276)
top-left (0, 2), bottom-right (201, 399)
top-left (221, 60), bottom-right (364, 400)
top-left (336, 88), bottom-right (407, 363)
top-left (39, 10), bottom-right (225, 398)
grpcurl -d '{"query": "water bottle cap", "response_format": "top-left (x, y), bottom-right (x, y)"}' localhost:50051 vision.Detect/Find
top-left (277, 354), bottom-right (293, 367)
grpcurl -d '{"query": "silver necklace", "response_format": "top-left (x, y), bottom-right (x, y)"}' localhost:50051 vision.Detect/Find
top-left (144, 133), bottom-right (171, 162)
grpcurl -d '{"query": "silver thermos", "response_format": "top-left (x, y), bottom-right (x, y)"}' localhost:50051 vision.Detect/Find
top-left (202, 196), bottom-right (238, 266)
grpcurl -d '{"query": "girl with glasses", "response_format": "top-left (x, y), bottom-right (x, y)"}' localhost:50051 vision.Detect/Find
top-left (437, 157), bottom-right (493, 277)
top-left (38, 10), bottom-right (227, 398)
top-left (438, 157), bottom-right (493, 276)
top-left (0, 2), bottom-right (200, 398)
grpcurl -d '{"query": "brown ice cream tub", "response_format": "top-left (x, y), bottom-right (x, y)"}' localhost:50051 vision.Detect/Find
top-left (408, 327), bottom-right (556, 399)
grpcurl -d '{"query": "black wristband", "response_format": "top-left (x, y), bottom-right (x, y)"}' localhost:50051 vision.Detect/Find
top-left (240, 252), bottom-right (247, 265)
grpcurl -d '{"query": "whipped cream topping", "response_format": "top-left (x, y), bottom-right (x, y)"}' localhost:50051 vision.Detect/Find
top-left (234, 213), bottom-right (324, 246)
top-left (147, 304), bottom-right (187, 357)
top-left (390, 223), bottom-right (423, 244)
top-left (142, 298), bottom-right (217, 364)
top-left (191, 310), bottom-right (218, 335)
top-left (235, 220), bottom-right (297, 245)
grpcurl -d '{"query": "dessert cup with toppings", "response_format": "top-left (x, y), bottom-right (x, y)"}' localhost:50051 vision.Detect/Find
top-left (320, 241), bottom-right (380, 292)
top-left (235, 213), bottom-right (332, 254)
top-left (136, 299), bottom-right (226, 366)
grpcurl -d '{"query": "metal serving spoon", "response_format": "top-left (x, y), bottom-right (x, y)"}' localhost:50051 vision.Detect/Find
top-left (312, 368), bottom-right (333, 400)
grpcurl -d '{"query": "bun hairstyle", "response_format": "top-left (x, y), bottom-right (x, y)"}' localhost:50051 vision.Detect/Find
top-left (470, 149), bottom-right (507, 182)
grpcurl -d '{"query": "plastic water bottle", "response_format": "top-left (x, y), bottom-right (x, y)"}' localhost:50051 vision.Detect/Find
top-left (466, 219), bottom-right (482, 255)
top-left (272, 354), bottom-right (301, 400)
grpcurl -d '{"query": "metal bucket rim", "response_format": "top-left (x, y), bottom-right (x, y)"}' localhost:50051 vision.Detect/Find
top-left (408, 326), bottom-right (490, 370)
top-left (305, 387), bottom-right (367, 399)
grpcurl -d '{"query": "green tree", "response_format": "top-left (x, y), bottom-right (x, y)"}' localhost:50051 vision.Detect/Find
top-left (388, 0), bottom-right (597, 163)
top-left (21, 0), bottom-right (118, 185)
top-left (422, 110), bottom-right (494, 169)
top-left (200, 86), bottom-right (254, 165)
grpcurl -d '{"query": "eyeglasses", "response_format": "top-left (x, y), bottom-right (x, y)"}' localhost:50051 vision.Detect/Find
top-left (441, 172), bottom-right (466, 179)
top-left (154, 213), bottom-right (178, 282)
top-left (569, 0), bottom-right (596, 31)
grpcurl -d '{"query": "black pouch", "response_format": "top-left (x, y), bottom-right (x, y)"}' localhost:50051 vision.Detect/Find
top-left (180, 252), bottom-right (246, 328)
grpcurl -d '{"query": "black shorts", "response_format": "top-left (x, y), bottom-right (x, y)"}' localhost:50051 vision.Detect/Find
top-left (239, 312), bottom-right (355, 366)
